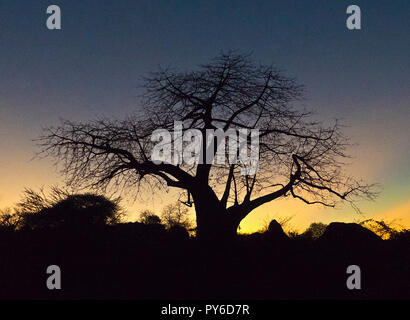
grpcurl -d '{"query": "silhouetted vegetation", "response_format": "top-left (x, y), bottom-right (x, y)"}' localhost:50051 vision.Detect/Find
top-left (139, 210), bottom-right (162, 225)
top-left (38, 52), bottom-right (378, 241)
top-left (301, 222), bottom-right (328, 240)
top-left (358, 218), bottom-right (403, 239)
top-left (0, 54), bottom-right (403, 300)
top-left (0, 187), bottom-right (123, 231)
top-left (161, 201), bottom-right (194, 230)
top-left (1, 190), bottom-right (409, 299)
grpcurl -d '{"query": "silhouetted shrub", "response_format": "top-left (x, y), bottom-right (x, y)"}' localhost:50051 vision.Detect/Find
top-left (359, 218), bottom-right (402, 239)
top-left (139, 210), bottom-right (162, 225)
top-left (390, 229), bottom-right (410, 242)
top-left (1, 217), bottom-right (410, 299)
top-left (0, 208), bottom-right (23, 231)
top-left (161, 202), bottom-right (194, 230)
top-left (13, 188), bottom-right (123, 230)
top-left (319, 222), bottom-right (382, 249)
top-left (168, 224), bottom-right (190, 241)
top-left (265, 219), bottom-right (289, 242)
top-left (301, 222), bottom-right (328, 240)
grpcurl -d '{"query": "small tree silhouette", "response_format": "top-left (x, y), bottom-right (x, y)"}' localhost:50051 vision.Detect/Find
top-left (139, 210), bottom-right (162, 225)
top-left (302, 222), bottom-right (328, 239)
top-left (0, 208), bottom-right (23, 231)
top-left (161, 202), bottom-right (193, 230)
top-left (16, 187), bottom-right (123, 230)
top-left (359, 219), bottom-right (402, 239)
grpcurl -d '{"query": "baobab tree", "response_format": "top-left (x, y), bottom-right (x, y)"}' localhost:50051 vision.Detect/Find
top-left (38, 52), bottom-right (376, 240)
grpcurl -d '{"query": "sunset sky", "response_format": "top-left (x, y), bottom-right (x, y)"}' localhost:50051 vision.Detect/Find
top-left (0, 0), bottom-right (409, 233)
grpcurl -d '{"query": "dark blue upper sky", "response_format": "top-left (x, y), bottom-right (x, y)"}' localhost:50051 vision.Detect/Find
top-left (0, 0), bottom-right (409, 226)
top-left (1, 0), bottom-right (409, 122)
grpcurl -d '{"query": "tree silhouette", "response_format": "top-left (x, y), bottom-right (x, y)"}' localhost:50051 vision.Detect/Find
top-left (0, 208), bottom-right (22, 231)
top-left (302, 222), bottom-right (328, 239)
top-left (139, 210), bottom-right (162, 225)
top-left (359, 218), bottom-right (402, 240)
top-left (161, 202), bottom-right (193, 230)
top-left (16, 188), bottom-right (123, 230)
top-left (38, 52), bottom-right (377, 241)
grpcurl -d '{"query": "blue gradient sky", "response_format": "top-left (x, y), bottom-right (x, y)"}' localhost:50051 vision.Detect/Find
top-left (0, 0), bottom-right (409, 231)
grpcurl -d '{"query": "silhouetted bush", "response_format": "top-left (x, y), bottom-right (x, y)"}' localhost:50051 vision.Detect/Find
top-left (389, 229), bottom-right (410, 242)
top-left (168, 224), bottom-right (190, 241)
top-left (3, 187), bottom-right (123, 231)
top-left (1, 215), bottom-right (409, 300)
top-left (161, 202), bottom-right (194, 230)
top-left (319, 222), bottom-right (382, 244)
top-left (23, 194), bottom-right (122, 230)
top-left (359, 218), bottom-right (402, 239)
top-left (139, 210), bottom-right (162, 225)
top-left (0, 208), bottom-right (23, 231)
top-left (301, 222), bottom-right (328, 240)
top-left (266, 219), bottom-right (289, 242)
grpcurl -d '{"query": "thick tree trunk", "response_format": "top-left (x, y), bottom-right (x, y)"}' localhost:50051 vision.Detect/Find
top-left (191, 186), bottom-right (239, 242)
top-left (196, 209), bottom-right (239, 241)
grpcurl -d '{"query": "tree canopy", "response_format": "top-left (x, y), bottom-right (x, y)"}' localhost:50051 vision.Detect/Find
top-left (38, 52), bottom-right (377, 239)
top-left (1, 187), bottom-right (123, 231)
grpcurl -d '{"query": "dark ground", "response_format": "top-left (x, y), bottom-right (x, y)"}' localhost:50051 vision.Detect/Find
top-left (1, 221), bottom-right (409, 300)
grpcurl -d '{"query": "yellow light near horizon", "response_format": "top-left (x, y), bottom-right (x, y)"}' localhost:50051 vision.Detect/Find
top-left (373, 200), bottom-right (410, 228)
